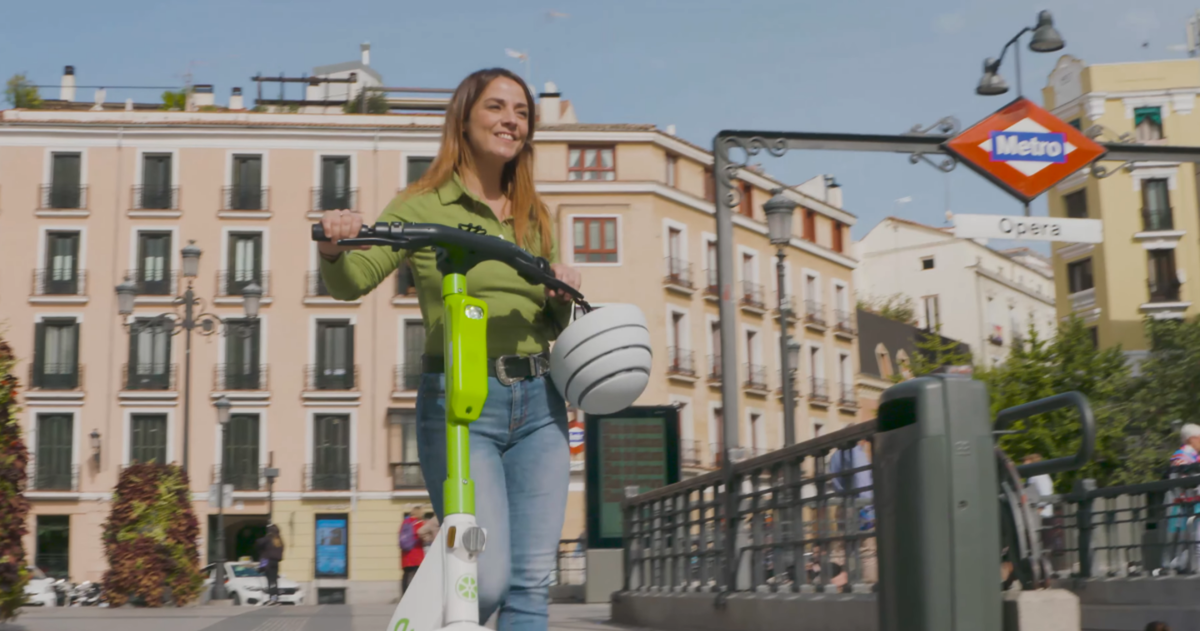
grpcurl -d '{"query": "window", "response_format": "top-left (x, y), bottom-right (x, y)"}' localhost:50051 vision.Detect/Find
top-left (222, 413), bottom-right (260, 490)
top-left (813, 421), bottom-right (824, 438)
top-left (1088, 327), bottom-right (1099, 349)
top-left (402, 321), bottom-right (425, 390)
top-left (128, 320), bottom-right (171, 390)
top-left (137, 232), bottom-right (172, 295)
top-left (1142, 179), bottom-right (1172, 231)
top-left (670, 311), bottom-right (686, 355)
top-left (406, 157), bottom-right (433, 186)
top-left (313, 414), bottom-right (351, 490)
top-left (388, 409), bottom-right (422, 488)
top-left (805, 274), bottom-right (818, 304)
top-left (745, 330), bottom-right (758, 367)
top-left (832, 221), bottom-right (844, 253)
top-left (1148, 249), bottom-right (1180, 303)
top-left (567, 146), bottom-right (615, 181)
top-left (705, 240), bottom-right (718, 291)
top-left (667, 227), bottom-right (684, 282)
top-left (665, 154), bottom-right (677, 187)
top-left (709, 321), bottom-right (721, 378)
top-left (43, 231), bottom-right (80, 295)
top-left (223, 319), bottom-right (261, 390)
top-left (226, 232), bottom-right (263, 295)
top-left (1068, 118), bottom-right (1082, 130)
top-left (35, 414), bottom-right (73, 490)
top-left (36, 516), bottom-right (70, 580)
top-left (703, 168), bottom-right (715, 202)
top-left (749, 413), bottom-right (761, 452)
top-left (803, 210), bottom-right (816, 242)
top-left (315, 320), bottom-right (355, 390)
top-left (1067, 258), bottom-right (1094, 293)
top-left (1064, 190), bottom-right (1087, 219)
top-left (230, 155), bottom-right (263, 210)
top-left (130, 414), bottom-right (168, 464)
top-left (33, 318), bottom-right (79, 390)
top-left (48, 152), bottom-right (82, 209)
top-left (572, 217), bottom-right (618, 263)
top-left (396, 260), bottom-right (417, 297)
top-left (140, 153), bottom-right (174, 209)
top-left (319, 156), bottom-right (352, 210)
top-left (738, 181), bottom-right (753, 217)
top-left (875, 344), bottom-right (893, 379)
top-left (922, 295), bottom-right (940, 331)
top-left (839, 353), bottom-right (853, 398)
top-left (1134, 106), bottom-right (1163, 141)
top-left (921, 256), bottom-right (935, 270)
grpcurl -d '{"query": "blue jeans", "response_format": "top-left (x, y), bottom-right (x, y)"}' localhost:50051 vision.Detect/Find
top-left (416, 372), bottom-right (571, 631)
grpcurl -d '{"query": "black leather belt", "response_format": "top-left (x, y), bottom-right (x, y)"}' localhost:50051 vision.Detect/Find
top-left (422, 352), bottom-right (550, 386)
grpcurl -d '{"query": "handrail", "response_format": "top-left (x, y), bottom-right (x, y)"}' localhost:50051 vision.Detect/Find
top-left (994, 391), bottom-right (1095, 478)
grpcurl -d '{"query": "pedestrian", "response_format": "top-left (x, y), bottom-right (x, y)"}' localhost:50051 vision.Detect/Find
top-left (418, 510), bottom-right (440, 549)
top-left (829, 438), bottom-right (875, 583)
top-left (254, 524), bottom-right (284, 605)
top-left (1166, 423), bottom-right (1200, 572)
top-left (400, 505), bottom-right (426, 594)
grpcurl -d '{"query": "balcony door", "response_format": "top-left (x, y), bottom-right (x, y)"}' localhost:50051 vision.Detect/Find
top-left (316, 321), bottom-right (354, 389)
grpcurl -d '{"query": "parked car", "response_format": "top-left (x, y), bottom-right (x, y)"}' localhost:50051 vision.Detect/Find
top-left (201, 561), bottom-right (304, 606)
top-left (22, 566), bottom-right (58, 607)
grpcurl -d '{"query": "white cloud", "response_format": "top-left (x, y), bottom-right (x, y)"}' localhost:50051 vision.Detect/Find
top-left (934, 11), bottom-right (967, 34)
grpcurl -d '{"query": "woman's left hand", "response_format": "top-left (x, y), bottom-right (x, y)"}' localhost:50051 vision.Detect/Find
top-left (546, 263), bottom-right (581, 302)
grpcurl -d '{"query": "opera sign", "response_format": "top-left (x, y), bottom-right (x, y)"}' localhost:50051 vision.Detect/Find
top-left (952, 213), bottom-right (1103, 244)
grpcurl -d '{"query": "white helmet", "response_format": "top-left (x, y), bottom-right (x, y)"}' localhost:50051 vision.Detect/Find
top-left (550, 303), bottom-right (652, 415)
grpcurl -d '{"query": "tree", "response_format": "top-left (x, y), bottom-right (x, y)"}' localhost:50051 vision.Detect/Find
top-left (343, 89), bottom-right (388, 114)
top-left (0, 337), bottom-right (30, 623)
top-left (905, 325), bottom-right (973, 379)
top-left (857, 293), bottom-right (916, 325)
top-left (5, 74), bottom-right (42, 109)
top-left (161, 90), bottom-right (186, 111)
top-left (102, 462), bottom-right (203, 607)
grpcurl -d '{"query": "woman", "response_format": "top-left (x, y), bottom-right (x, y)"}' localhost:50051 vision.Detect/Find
top-left (318, 68), bottom-right (581, 630)
top-left (255, 524), bottom-right (285, 605)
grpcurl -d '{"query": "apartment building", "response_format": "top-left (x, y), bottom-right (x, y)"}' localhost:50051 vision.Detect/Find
top-left (1044, 55), bottom-right (1200, 357)
top-left (853, 217), bottom-right (1056, 366)
top-left (3, 64), bottom-right (860, 604)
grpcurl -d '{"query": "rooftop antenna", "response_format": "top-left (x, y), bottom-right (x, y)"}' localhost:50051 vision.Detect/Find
top-left (1167, 10), bottom-right (1200, 57)
top-left (505, 49), bottom-right (532, 90)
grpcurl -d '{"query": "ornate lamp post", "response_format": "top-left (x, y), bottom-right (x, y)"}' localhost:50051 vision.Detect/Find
top-left (976, 10), bottom-right (1065, 98)
top-left (763, 188), bottom-right (799, 446)
top-left (212, 396), bottom-right (232, 601)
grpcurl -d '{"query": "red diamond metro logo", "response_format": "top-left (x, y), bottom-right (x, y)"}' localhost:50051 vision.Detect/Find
top-left (944, 97), bottom-right (1107, 203)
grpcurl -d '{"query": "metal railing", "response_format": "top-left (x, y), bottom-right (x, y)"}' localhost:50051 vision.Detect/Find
top-left (303, 463), bottom-right (358, 492)
top-left (131, 185), bottom-right (180, 211)
top-left (1142, 207), bottom-right (1174, 232)
top-left (212, 464), bottom-right (264, 491)
top-left (29, 363), bottom-right (83, 391)
top-left (804, 300), bottom-right (826, 328)
top-left (35, 553), bottom-right (70, 580)
top-left (704, 269), bottom-right (719, 297)
top-left (392, 463), bottom-right (425, 489)
top-left (624, 421), bottom-right (877, 594)
top-left (1149, 279), bottom-right (1182, 304)
top-left (306, 270), bottom-right (331, 297)
top-left (123, 269), bottom-right (179, 296)
top-left (681, 439), bottom-right (704, 469)
top-left (39, 184), bottom-right (88, 210)
top-left (26, 458), bottom-right (79, 492)
top-left (834, 309), bottom-right (856, 335)
top-left (31, 269), bottom-right (87, 296)
top-left (744, 364), bottom-right (768, 391)
top-left (838, 384), bottom-right (857, 409)
top-left (122, 363), bottom-right (176, 391)
top-left (214, 364), bottom-right (268, 391)
top-left (667, 347), bottom-right (696, 377)
top-left (553, 539), bottom-right (588, 586)
top-left (312, 187), bottom-right (358, 212)
top-left (305, 364), bottom-right (359, 391)
top-left (394, 362), bottom-right (422, 391)
top-left (216, 270), bottom-right (271, 297)
top-left (809, 378), bottom-right (830, 404)
top-left (664, 257), bottom-right (694, 289)
top-left (706, 355), bottom-right (722, 383)
top-left (222, 185), bottom-right (270, 211)
top-left (739, 281), bottom-right (765, 310)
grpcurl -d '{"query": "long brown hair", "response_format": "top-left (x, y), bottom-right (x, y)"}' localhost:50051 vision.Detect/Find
top-left (404, 68), bottom-right (553, 257)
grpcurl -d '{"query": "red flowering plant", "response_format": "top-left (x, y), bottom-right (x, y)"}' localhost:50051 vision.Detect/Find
top-left (0, 338), bottom-right (31, 623)
top-left (101, 462), bottom-right (203, 607)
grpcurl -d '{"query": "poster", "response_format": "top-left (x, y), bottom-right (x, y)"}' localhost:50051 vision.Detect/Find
top-left (315, 515), bottom-right (348, 578)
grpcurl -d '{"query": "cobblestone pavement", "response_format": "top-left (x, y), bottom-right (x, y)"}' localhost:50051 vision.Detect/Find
top-left (2, 603), bottom-right (640, 631)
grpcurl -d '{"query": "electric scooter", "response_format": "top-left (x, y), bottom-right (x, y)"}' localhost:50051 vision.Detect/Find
top-left (313, 221), bottom-right (592, 631)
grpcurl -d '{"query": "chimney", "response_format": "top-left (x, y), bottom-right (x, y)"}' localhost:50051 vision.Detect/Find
top-left (539, 81), bottom-right (561, 126)
top-left (361, 42), bottom-right (371, 66)
top-left (192, 84), bottom-right (214, 108)
top-left (60, 66), bottom-right (76, 101)
top-left (91, 88), bottom-right (106, 111)
top-left (229, 87), bottom-right (245, 111)
top-left (666, 124), bottom-right (676, 136)
top-left (125, 98), bottom-right (133, 111)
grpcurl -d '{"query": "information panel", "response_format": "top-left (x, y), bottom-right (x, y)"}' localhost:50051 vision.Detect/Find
top-left (314, 514), bottom-right (349, 578)
top-left (585, 406), bottom-right (680, 549)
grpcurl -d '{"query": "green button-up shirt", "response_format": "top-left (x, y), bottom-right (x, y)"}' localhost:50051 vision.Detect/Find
top-left (319, 175), bottom-right (571, 358)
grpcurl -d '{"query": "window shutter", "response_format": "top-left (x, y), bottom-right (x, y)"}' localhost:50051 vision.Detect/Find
top-left (33, 322), bottom-right (46, 388)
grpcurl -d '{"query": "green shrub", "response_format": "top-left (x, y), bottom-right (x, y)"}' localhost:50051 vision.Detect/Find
top-left (0, 338), bottom-right (31, 623)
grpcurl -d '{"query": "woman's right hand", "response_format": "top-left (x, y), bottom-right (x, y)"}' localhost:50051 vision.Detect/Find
top-left (318, 209), bottom-right (370, 262)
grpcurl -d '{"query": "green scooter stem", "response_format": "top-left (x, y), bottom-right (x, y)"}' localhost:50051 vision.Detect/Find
top-left (440, 271), bottom-right (489, 516)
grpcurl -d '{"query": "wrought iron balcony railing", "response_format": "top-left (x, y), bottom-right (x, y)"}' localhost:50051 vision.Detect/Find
top-left (809, 377), bottom-right (830, 403)
top-left (706, 354), bottom-right (722, 383)
top-left (305, 364), bottom-right (359, 391)
top-left (29, 362), bottom-right (83, 391)
top-left (307, 271), bottom-right (331, 297)
top-left (312, 187), bottom-right (358, 212)
top-left (131, 185), bottom-right (180, 211)
top-left (124, 269), bottom-right (179, 296)
top-left (394, 362), bottom-right (422, 391)
top-left (834, 309), bottom-right (856, 335)
top-left (663, 257), bottom-right (694, 289)
top-left (212, 464), bottom-right (264, 491)
top-left (39, 184), bottom-right (88, 210)
top-left (666, 347), bottom-right (696, 377)
top-left (216, 270), bottom-right (271, 297)
top-left (122, 363), bottom-right (176, 391)
top-left (704, 269), bottom-right (719, 297)
top-left (838, 384), bottom-right (858, 409)
top-left (744, 363), bottom-right (768, 390)
top-left (392, 463), bottom-right (425, 490)
top-left (804, 300), bottom-right (827, 328)
top-left (31, 269), bottom-right (86, 296)
top-left (222, 185), bottom-right (270, 212)
top-left (1149, 279), bottom-right (1182, 303)
top-left (303, 463), bottom-right (357, 492)
top-left (26, 458), bottom-right (79, 491)
top-left (214, 364), bottom-right (268, 391)
top-left (739, 281), bottom-right (765, 310)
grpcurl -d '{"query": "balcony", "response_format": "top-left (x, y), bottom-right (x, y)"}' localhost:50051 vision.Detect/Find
top-left (39, 184), bottom-right (88, 211)
top-left (706, 355), bottom-right (722, 385)
top-left (31, 269), bottom-right (87, 298)
top-left (739, 281), bottom-right (766, 314)
top-left (663, 257), bottom-right (695, 294)
top-left (743, 363), bottom-right (768, 393)
top-left (311, 187), bottom-right (358, 213)
top-left (833, 309), bottom-right (856, 338)
top-left (809, 377), bottom-right (830, 406)
top-left (666, 347), bottom-right (697, 380)
top-left (214, 364), bottom-right (268, 391)
top-left (212, 464), bottom-right (264, 491)
top-left (303, 463), bottom-right (357, 492)
top-left (1148, 278), bottom-right (1182, 304)
top-left (1142, 207), bottom-right (1174, 233)
top-left (222, 185), bottom-right (270, 212)
top-left (305, 364), bottom-right (359, 391)
top-left (122, 363), bottom-right (176, 391)
top-left (804, 300), bottom-right (827, 331)
top-left (216, 270), bottom-right (271, 298)
top-left (1069, 288), bottom-right (1096, 313)
top-left (838, 384), bottom-right (858, 411)
top-left (394, 362), bottom-right (422, 392)
top-left (703, 269), bottom-right (719, 301)
top-left (124, 269), bottom-right (180, 296)
top-left (772, 296), bottom-right (799, 324)
top-left (307, 271), bottom-right (331, 297)
top-left (680, 439), bottom-right (704, 469)
top-left (131, 185), bottom-right (180, 212)
top-left (28, 363), bottom-right (83, 392)
top-left (392, 463), bottom-right (425, 490)
top-left (26, 458), bottom-right (79, 492)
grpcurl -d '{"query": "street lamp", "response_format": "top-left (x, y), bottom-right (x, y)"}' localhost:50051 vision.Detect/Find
top-left (975, 10), bottom-right (1065, 98)
top-left (114, 242), bottom-right (258, 474)
top-left (764, 188), bottom-right (800, 446)
top-left (89, 429), bottom-right (101, 465)
top-left (212, 396), bottom-right (232, 601)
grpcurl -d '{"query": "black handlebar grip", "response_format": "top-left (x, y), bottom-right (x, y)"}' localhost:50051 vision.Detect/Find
top-left (312, 223), bottom-right (372, 242)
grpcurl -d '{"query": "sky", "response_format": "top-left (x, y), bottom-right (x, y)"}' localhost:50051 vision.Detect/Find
top-left (2, 0), bottom-right (1197, 250)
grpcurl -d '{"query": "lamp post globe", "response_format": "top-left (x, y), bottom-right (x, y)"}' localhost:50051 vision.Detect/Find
top-left (181, 241), bottom-right (202, 279)
top-left (241, 283), bottom-right (263, 319)
top-left (1029, 10), bottom-right (1064, 52)
top-left (976, 58), bottom-right (1009, 96)
top-left (763, 188), bottom-right (797, 246)
top-left (115, 281), bottom-right (137, 316)
top-left (786, 339), bottom-right (802, 377)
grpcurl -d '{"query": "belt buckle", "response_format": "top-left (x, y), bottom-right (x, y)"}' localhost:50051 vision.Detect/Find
top-left (495, 356), bottom-right (520, 386)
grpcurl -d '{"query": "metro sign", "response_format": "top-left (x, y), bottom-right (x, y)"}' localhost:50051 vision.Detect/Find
top-left (944, 97), bottom-right (1106, 203)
